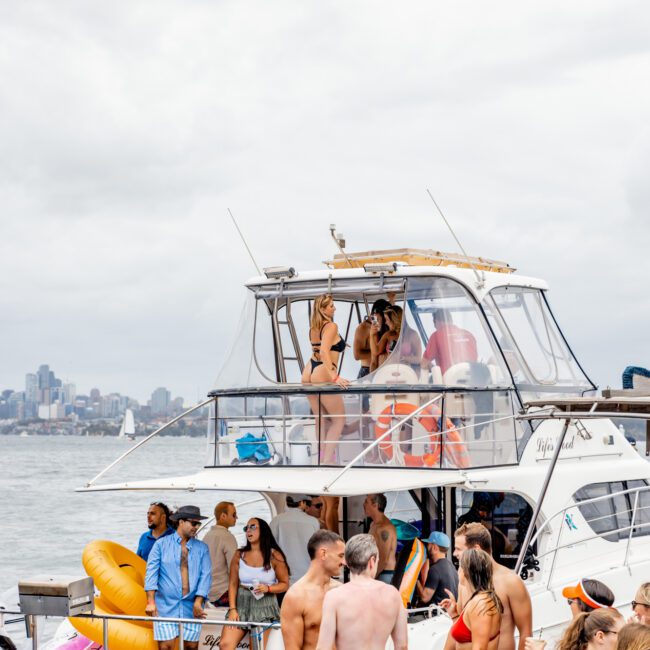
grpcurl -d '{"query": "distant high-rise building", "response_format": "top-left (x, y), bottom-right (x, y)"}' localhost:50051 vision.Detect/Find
top-left (63, 383), bottom-right (76, 405)
top-left (151, 387), bottom-right (171, 415)
top-left (90, 388), bottom-right (101, 402)
top-left (25, 373), bottom-right (38, 403)
top-left (37, 364), bottom-right (51, 389)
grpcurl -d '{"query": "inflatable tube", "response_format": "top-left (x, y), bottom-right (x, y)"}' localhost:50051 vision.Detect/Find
top-left (69, 540), bottom-right (156, 650)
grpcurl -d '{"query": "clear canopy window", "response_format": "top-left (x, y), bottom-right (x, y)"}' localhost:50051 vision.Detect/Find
top-left (485, 286), bottom-right (592, 392)
top-left (214, 275), bottom-right (511, 389)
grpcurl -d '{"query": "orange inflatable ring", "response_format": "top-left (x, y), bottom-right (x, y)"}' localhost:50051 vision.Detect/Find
top-left (70, 540), bottom-right (156, 650)
top-left (375, 403), bottom-right (470, 468)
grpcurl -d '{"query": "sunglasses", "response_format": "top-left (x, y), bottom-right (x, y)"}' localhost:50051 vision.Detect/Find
top-left (243, 524), bottom-right (258, 532)
top-left (185, 520), bottom-right (202, 527)
top-left (632, 600), bottom-right (650, 608)
top-left (567, 598), bottom-right (576, 605)
top-left (311, 503), bottom-right (323, 509)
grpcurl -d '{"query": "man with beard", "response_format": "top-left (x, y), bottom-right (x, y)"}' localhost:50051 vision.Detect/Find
top-left (137, 502), bottom-right (174, 561)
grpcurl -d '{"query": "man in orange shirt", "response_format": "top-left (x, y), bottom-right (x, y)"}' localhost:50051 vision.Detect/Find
top-left (421, 309), bottom-right (477, 376)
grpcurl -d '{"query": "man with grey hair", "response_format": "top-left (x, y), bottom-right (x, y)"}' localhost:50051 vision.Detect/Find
top-left (316, 534), bottom-right (407, 650)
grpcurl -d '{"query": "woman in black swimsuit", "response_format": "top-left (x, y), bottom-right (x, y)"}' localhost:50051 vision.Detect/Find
top-left (301, 294), bottom-right (350, 465)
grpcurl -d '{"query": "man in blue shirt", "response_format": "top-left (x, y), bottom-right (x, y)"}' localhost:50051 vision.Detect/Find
top-left (145, 505), bottom-right (212, 650)
top-left (137, 502), bottom-right (174, 561)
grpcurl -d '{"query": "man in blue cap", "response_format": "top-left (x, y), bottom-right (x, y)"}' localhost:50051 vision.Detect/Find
top-left (415, 531), bottom-right (458, 608)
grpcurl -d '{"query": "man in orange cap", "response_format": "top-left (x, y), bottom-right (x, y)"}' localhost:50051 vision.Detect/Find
top-left (562, 578), bottom-right (615, 618)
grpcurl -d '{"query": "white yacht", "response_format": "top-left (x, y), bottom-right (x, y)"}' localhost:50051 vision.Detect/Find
top-left (41, 249), bottom-right (650, 649)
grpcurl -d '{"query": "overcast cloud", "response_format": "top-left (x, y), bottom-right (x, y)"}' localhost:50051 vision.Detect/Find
top-left (1, 0), bottom-right (649, 403)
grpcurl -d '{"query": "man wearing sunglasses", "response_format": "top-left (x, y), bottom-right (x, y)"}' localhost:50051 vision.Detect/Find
top-left (145, 505), bottom-right (212, 650)
top-left (137, 502), bottom-right (174, 561)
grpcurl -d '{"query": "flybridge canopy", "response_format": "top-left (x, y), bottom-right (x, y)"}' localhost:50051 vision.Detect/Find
top-left (323, 247), bottom-right (516, 274)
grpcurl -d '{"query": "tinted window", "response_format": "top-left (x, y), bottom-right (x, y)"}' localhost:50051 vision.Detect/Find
top-left (573, 480), bottom-right (650, 542)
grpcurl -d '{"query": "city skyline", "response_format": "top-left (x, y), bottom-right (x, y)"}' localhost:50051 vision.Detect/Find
top-left (0, 362), bottom-right (186, 422)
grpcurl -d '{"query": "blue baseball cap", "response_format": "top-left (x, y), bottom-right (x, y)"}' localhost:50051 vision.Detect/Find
top-left (421, 531), bottom-right (450, 547)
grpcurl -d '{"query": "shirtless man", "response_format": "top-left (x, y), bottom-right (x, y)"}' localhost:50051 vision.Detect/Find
top-left (442, 523), bottom-right (532, 650)
top-left (363, 493), bottom-right (397, 584)
top-left (281, 530), bottom-right (345, 650)
top-left (353, 300), bottom-right (390, 379)
top-left (316, 534), bottom-right (407, 650)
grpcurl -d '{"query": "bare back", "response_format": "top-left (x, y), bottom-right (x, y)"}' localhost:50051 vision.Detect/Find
top-left (317, 578), bottom-right (407, 650)
top-left (369, 518), bottom-right (397, 573)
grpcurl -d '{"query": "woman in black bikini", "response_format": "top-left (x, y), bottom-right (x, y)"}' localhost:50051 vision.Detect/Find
top-left (301, 294), bottom-right (350, 466)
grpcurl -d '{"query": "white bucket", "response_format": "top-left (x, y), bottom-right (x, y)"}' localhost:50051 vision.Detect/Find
top-left (289, 441), bottom-right (312, 465)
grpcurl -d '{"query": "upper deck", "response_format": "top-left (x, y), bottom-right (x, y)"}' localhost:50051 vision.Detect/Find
top-left (206, 248), bottom-right (595, 471)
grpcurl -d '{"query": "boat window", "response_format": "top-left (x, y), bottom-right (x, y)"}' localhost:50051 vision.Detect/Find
top-left (455, 489), bottom-right (534, 569)
top-left (395, 277), bottom-right (510, 388)
top-left (573, 480), bottom-right (650, 542)
top-left (485, 287), bottom-right (593, 395)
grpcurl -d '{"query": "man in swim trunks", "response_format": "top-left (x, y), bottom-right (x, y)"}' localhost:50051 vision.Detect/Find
top-left (281, 530), bottom-right (345, 650)
top-left (316, 534), bottom-right (407, 650)
top-left (442, 522), bottom-right (531, 650)
top-left (145, 505), bottom-right (212, 650)
top-left (363, 493), bottom-right (397, 584)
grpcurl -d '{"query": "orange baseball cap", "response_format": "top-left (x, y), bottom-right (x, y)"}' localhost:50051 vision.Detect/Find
top-left (562, 580), bottom-right (608, 609)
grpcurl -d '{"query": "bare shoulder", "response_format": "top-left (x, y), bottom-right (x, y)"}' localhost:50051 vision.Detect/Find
top-left (282, 584), bottom-right (305, 610)
top-left (328, 578), bottom-right (342, 591)
top-left (271, 549), bottom-right (287, 563)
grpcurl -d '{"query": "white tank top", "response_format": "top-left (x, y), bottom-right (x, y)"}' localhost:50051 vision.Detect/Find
top-left (238, 555), bottom-right (277, 586)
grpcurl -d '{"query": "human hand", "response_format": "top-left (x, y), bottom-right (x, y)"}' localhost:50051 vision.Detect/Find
top-left (193, 602), bottom-right (207, 620)
top-left (440, 589), bottom-right (458, 618)
top-left (253, 583), bottom-right (268, 595)
top-left (334, 376), bottom-right (350, 388)
top-left (145, 602), bottom-right (158, 617)
top-left (228, 608), bottom-right (240, 622)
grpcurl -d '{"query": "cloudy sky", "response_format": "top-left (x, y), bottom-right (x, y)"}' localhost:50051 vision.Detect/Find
top-left (1, 1), bottom-right (649, 404)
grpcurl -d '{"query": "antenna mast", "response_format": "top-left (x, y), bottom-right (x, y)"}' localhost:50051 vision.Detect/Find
top-left (425, 189), bottom-right (484, 288)
top-left (329, 224), bottom-right (354, 268)
top-left (227, 208), bottom-right (262, 275)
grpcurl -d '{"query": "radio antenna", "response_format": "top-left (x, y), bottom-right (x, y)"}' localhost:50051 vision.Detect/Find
top-left (329, 224), bottom-right (354, 268)
top-left (228, 208), bottom-right (262, 275)
top-left (425, 189), bottom-right (484, 287)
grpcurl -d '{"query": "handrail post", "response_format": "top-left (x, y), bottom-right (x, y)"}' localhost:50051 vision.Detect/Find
top-left (624, 490), bottom-right (640, 570)
top-left (178, 622), bottom-right (184, 650)
top-left (546, 505), bottom-right (566, 590)
top-left (103, 616), bottom-right (109, 650)
top-left (515, 417), bottom-right (571, 575)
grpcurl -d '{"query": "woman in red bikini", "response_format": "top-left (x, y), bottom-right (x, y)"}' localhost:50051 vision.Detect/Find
top-left (445, 548), bottom-right (502, 650)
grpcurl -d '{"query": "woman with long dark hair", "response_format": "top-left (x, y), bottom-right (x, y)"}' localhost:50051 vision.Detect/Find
top-left (445, 548), bottom-right (502, 650)
top-left (555, 607), bottom-right (623, 650)
top-left (219, 518), bottom-right (290, 650)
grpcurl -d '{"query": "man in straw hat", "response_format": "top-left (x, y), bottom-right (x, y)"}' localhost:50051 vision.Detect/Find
top-left (145, 505), bottom-right (212, 650)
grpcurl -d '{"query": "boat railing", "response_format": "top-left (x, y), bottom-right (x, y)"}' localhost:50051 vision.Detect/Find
top-left (528, 483), bottom-right (650, 589)
top-left (4, 605), bottom-right (448, 650)
top-left (207, 384), bottom-right (524, 470)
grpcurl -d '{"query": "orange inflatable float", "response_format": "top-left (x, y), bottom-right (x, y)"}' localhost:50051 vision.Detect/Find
top-left (375, 402), bottom-right (470, 468)
top-left (70, 540), bottom-right (156, 650)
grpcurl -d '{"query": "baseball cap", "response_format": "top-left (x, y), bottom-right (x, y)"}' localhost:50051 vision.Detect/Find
top-left (421, 531), bottom-right (451, 547)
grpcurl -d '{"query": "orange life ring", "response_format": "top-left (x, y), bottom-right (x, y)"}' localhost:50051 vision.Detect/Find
top-left (374, 403), bottom-right (469, 468)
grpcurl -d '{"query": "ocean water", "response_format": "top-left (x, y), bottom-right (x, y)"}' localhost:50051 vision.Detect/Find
top-left (0, 435), bottom-right (269, 595)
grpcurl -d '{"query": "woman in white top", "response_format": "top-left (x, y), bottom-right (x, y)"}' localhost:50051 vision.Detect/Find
top-left (219, 517), bottom-right (290, 650)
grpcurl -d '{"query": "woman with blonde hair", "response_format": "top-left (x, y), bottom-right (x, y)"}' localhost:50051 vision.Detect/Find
top-left (555, 607), bottom-right (623, 650)
top-left (444, 548), bottom-right (502, 650)
top-left (302, 294), bottom-right (349, 465)
top-left (616, 622), bottom-right (650, 650)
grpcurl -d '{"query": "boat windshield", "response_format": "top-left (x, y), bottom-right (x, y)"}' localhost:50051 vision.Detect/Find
top-left (214, 275), bottom-right (511, 390)
top-left (484, 286), bottom-right (594, 397)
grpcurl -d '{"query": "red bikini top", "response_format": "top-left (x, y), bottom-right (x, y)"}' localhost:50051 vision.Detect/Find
top-left (450, 593), bottom-right (500, 644)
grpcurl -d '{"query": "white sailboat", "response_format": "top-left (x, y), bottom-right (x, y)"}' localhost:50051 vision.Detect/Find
top-left (117, 408), bottom-right (135, 441)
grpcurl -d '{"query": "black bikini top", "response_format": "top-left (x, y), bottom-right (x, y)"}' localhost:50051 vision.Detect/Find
top-left (312, 323), bottom-right (346, 356)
